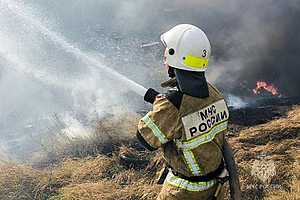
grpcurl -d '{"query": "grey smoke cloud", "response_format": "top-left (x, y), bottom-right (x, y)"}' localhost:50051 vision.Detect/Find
top-left (209, 0), bottom-right (300, 96)
top-left (29, 0), bottom-right (299, 95)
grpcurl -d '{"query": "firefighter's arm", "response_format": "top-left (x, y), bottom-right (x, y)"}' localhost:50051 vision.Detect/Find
top-left (137, 95), bottom-right (180, 151)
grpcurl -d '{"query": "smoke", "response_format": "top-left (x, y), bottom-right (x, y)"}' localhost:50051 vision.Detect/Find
top-left (206, 0), bottom-right (300, 97)
top-left (0, 0), bottom-right (148, 160)
top-left (0, 0), bottom-right (299, 160)
top-left (28, 0), bottom-right (300, 95)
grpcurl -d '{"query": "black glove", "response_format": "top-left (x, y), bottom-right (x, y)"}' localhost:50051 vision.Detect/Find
top-left (144, 88), bottom-right (160, 104)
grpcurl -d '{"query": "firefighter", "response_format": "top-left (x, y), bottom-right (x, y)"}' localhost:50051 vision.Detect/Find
top-left (137, 24), bottom-right (234, 200)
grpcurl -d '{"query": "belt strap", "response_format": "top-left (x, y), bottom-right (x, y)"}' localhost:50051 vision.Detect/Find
top-left (173, 160), bottom-right (225, 182)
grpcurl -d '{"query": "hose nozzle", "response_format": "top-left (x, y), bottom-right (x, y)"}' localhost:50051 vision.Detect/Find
top-left (144, 88), bottom-right (160, 104)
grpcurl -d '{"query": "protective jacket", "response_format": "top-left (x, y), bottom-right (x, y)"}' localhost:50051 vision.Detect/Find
top-left (137, 82), bottom-right (229, 193)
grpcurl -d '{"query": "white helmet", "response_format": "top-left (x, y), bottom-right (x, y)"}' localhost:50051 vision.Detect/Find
top-left (161, 24), bottom-right (211, 72)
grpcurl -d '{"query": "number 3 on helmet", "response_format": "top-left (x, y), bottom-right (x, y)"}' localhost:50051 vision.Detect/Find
top-left (160, 24), bottom-right (211, 72)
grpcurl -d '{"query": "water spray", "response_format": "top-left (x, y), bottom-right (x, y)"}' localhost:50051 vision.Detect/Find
top-left (140, 42), bottom-right (160, 48)
top-left (0, 50), bottom-right (75, 89)
top-left (1, 0), bottom-right (147, 97)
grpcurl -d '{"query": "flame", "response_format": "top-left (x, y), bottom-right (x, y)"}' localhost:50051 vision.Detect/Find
top-left (253, 81), bottom-right (279, 96)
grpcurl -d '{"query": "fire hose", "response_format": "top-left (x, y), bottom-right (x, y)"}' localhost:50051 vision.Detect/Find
top-left (223, 139), bottom-right (242, 200)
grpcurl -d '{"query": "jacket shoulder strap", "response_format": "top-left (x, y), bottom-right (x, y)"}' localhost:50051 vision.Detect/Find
top-left (208, 82), bottom-right (222, 96)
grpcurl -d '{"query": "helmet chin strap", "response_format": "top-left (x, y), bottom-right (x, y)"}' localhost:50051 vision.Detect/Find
top-left (168, 67), bottom-right (176, 78)
top-left (161, 66), bottom-right (177, 88)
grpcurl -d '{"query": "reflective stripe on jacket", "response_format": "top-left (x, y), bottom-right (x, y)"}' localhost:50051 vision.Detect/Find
top-left (165, 170), bottom-right (217, 192)
top-left (138, 83), bottom-right (229, 183)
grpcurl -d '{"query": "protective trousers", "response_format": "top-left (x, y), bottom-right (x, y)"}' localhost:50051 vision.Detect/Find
top-left (157, 181), bottom-right (224, 200)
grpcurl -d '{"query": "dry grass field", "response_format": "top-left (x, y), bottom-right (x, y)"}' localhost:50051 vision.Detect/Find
top-left (0, 107), bottom-right (299, 200)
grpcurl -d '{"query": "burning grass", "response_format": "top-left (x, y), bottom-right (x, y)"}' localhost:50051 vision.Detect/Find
top-left (0, 106), bottom-right (299, 200)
